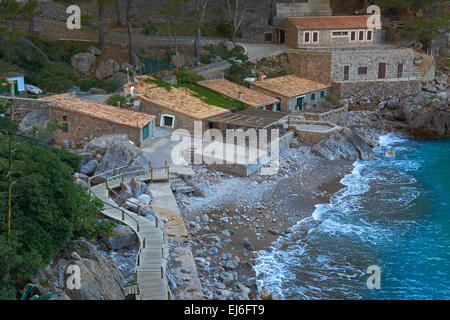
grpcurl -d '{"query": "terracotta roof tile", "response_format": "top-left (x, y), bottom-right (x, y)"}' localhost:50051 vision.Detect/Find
top-left (287, 15), bottom-right (371, 30)
top-left (198, 79), bottom-right (279, 108)
top-left (43, 93), bottom-right (155, 129)
top-left (125, 79), bottom-right (231, 120)
top-left (251, 75), bottom-right (330, 98)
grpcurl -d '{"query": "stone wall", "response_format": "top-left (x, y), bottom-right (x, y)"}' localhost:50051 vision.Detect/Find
top-left (7, 97), bottom-right (150, 147)
top-left (199, 131), bottom-right (294, 177)
top-left (137, 98), bottom-right (207, 134)
top-left (332, 80), bottom-right (421, 107)
top-left (288, 119), bottom-right (339, 146)
top-left (35, 18), bottom-right (224, 47)
top-left (288, 50), bottom-right (332, 84)
top-left (296, 29), bottom-right (383, 48)
top-left (304, 106), bottom-right (348, 124)
top-left (331, 48), bottom-right (415, 82)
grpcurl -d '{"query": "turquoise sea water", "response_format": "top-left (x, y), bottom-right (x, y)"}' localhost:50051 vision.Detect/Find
top-left (255, 134), bottom-right (450, 299)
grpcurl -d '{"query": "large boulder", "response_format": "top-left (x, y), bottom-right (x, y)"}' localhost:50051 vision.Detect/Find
top-left (19, 109), bottom-right (49, 137)
top-left (399, 92), bottom-right (450, 138)
top-left (71, 52), bottom-right (96, 75)
top-left (87, 46), bottom-right (102, 56)
top-left (31, 239), bottom-right (125, 300)
top-left (129, 177), bottom-right (147, 198)
top-left (312, 127), bottom-right (374, 161)
top-left (95, 59), bottom-right (120, 80)
top-left (80, 159), bottom-right (99, 176)
top-left (83, 134), bottom-right (129, 156)
top-left (104, 225), bottom-right (138, 250)
top-left (94, 138), bottom-right (149, 177)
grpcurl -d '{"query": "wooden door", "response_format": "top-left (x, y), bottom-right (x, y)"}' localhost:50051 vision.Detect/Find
top-left (344, 66), bottom-right (350, 81)
top-left (378, 63), bottom-right (386, 79)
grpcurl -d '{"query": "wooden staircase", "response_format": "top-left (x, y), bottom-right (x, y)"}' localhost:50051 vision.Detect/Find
top-left (88, 166), bottom-right (172, 300)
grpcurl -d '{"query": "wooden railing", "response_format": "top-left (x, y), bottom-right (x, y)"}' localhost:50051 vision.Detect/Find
top-left (87, 163), bottom-right (172, 300)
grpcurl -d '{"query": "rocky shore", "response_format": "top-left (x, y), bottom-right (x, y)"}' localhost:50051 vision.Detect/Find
top-left (170, 73), bottom-right (448, 300)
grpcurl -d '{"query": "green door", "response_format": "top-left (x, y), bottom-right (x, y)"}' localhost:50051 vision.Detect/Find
top-left (275, 102), bottom-right (281, 112)
top-left (296, 97), bottom-right (304, 110)
top-left (142, 124), bottom-right (150, 140)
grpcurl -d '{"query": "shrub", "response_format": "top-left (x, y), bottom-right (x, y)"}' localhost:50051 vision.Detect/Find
top-left (78, 78), bottom-right (119, 93)
top-left (215, 22), bottom-right (233, 36)
top-left (0, 133), bottom-right (115, 298)
top-left (36, 62), bottom-right (78, 92)
top-left (174, 68), bottom-right (204, 85)
top-left (105, 94), bottom-right (127, 107)
top-left (323, 95), bottom-right (341, 108)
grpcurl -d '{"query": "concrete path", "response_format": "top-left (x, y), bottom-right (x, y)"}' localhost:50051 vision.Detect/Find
top-left (147, 182), bottom-right (189, 242)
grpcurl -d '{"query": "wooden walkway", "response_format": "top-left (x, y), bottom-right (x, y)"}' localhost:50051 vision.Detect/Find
top-left (90, 173), bottom-right (170, 300)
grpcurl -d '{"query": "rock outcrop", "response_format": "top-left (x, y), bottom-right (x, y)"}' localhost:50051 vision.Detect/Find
top-left (95, 138), bottom-right (149, 177)
top-left (19, 109), bottom-right (49, 137)
top-left (398, 92), bottom-right (449, 138)
top-left (83, 134), bottom-right (129, 155)
top-left (95, 59), bottom-right (120, 80)
top-left (71, 52), bottom-right (96, 75)
top-left (104, 225), bottom-right (138, 250)
top-left (31, 239), bottom-right (125, 300)
top-left (312, 127), bottom-right (374, 161)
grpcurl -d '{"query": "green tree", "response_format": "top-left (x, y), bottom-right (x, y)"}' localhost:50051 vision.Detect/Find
top-left (36, 62), bottom-right (78, 92)
top-left (0, 100), bottom-right (114, 298)
top-left (376, 0), bottom-right (450, 41)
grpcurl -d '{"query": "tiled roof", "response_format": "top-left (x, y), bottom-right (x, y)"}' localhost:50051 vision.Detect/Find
top-left (251, 75), bottom-right (330, 98)
top-left (287, 15), bottom-right (371, 30)
top-left (198, 79), bottom-right (279, 108)
top-left (125, 79), bottom-right (231, 120)
top-left (0, 72), bottom-right (25, 79)
top-left (43, 93), bottom-right (155, 129)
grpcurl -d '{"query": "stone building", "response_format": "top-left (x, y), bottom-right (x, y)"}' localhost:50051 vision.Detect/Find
top-left (44, 94), bottom-right (156, 148)
top-left (198, 79), bottom-right (280, 111)
top-left (288, 48), bottom-right (416, 83)
top-left (250, 74), bottom-right (331, 112)
top-left (278, 15), bottom-right (382, 48)
top-left (124, 79), bottom-right (230, 134)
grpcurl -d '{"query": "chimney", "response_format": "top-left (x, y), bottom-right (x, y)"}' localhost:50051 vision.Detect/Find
top-left (258, 72), bottom-right (266, 82)
top-left (238, 92), bottom-right (243, 101)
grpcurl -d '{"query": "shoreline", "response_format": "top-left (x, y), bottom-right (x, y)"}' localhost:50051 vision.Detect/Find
top-left (172, 144), bottom-right (355, 300)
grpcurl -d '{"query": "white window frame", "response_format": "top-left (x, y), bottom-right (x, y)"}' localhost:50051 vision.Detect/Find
top-left (331, 30), bottom-right (350, 38)
top-left (366, 29), bottom-right (374, 42)
top-left (160, 114), bottom-right (175, 128)
top-left (303, 31), bottom-right (311, 44)
top-left (312, 31), bottom-right (320, 43)
top-left (350, 30), bottom-right (357, 42)
top-left (358, 29), bottom-right (366, 42)
top-left (295, 95), bottom-right (306, 110)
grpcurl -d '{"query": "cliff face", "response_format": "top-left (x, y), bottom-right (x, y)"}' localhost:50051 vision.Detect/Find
top-left (31, 239), bottom-right (125, 300)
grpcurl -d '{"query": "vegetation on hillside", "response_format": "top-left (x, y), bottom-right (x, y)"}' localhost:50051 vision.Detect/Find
top-left (0, 100), bottom-right (115, 299)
